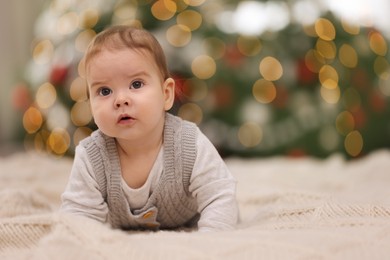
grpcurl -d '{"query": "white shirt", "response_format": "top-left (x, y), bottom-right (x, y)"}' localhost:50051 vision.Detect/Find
top-left (60, 128), bottom-right (238, 232)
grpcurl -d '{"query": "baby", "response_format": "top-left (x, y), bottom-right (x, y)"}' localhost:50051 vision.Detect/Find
top-left (60, 25), bottom-right (238, 232)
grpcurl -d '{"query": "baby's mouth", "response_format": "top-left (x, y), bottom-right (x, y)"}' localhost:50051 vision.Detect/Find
top-left (118, 114), bottom-right (134, 123)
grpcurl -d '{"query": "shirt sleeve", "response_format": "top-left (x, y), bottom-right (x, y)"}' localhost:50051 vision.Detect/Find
top-left (189, 128), bottom-right (239, 232)
top-left (60, 145), bottom-right (109, 223)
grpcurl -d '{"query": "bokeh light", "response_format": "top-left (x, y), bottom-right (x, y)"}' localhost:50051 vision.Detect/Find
top-left (32, 40), bottom-right (54, 64)
top-left (70, 77), bottom-right (88, 102)
top-left (191, 55), bottom-right (216, 79)
top-left (238, 122), bottom-right (263, 148)
top-left (73, 127), bottom-right (93, 146)
top-left (75, 29), bottom-right (96, 53)
top-left (23, 107), bottom-right (43, 134)
top-left (369, 31), bottom-right (387, 56)
top-left (237, 36), bottom-right (262, 57)
top-left (178, 103), bottom-right (203, 124)
top-left (320, 85), bottom-right (340, 104)
top-left (151, 0), bottom-right (177, 21)
top-left (374, 56), bottom-right (390, 79)
top-left (79, 8), bottom-right (100, 29)
top-left (166, 24), bottom-right (191, 47)
top-left (56, 12), bottom-right (79, 35)
top-left (252, 79), bottom-right (277, 104)
top-left (177, 10), bottom-right (202, 31)
top-left (47, 128), bottom-right (71, 155)
top-left (36, 82), bottom-right (57, 109)
top-left (344, 130), bottom-right (363, 157)
top-left (70, 101), bottom-right (92, 126)
top-left (319, 65), bottom-right (339, 89)
top-left (259, 56), bottom-right (283, 81)
top-left (336, 111), bottom-right (355, 135)
top-left (315, 18), bottom-right (336, 41)
top-left (339, 44), bottom-right (358, 68)
top-left (315, 39), bottom-right (336, 61)
top-left (203, 37), bottom-right (226, 59)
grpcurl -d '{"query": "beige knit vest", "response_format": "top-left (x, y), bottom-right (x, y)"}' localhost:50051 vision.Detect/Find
top-left (81, 113), bottom-right (199, 230)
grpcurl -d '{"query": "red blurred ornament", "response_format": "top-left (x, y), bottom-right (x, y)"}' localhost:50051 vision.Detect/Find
top-left (287, 148), bottom-right (306, 158)
top-left (369, 90), bottom-right (387, 113)
top-left (50, 65), bottom-right (69, 86)
top-left (296, 59), bottom-right (317, 85)
top-left (224, 45), bottom-right (244, 68)
top-left (12, 83), bottom-right (31, 111)
top-left (351, 107), bottom-right (367, 129)
top-left (212, 83), bottom-right (233, 108)
top-left (272, 85), bottom-right (289, 109)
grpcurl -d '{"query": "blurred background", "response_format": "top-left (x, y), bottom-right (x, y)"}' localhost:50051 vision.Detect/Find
top-left (1, 0), bottom-right (390, 159)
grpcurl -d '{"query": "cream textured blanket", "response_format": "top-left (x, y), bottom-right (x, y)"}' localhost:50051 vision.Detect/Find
top-left (1, 150), bottom-right (390, 259)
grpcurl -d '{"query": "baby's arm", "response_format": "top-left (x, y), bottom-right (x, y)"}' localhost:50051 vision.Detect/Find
top-left (189, 130), bottom-right (239, 232)
top-left (60, 145), bottom-right (108, 223)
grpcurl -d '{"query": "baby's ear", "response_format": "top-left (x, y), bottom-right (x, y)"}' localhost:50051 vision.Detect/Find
top-left (163, 78), bottom-right (175, 111)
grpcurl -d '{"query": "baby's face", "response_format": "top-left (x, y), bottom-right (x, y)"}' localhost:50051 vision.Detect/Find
top-left (86, 48), bottom-right (174, 142)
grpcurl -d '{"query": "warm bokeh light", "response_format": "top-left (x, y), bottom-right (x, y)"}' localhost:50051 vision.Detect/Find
top-left (305, 49), bottom-right (326, 73)
top-left (70, 101), bottom-right (92, 126)
top-left (237, 36), bottom-right (262, 57)
top-left (336, 111), bottom-right (355, 135)
top-left (79, 8), bottom-right (100, 29)
top-left (369, 31), bottom-right (387, 56)
top-left (203, 37), bottom-right (226, 59)
top-left (177, 10), bottom-right (202, 31)
top-left (341, 19), bottom-right (360, 35)
top-left (73, 127), bottom-right (93, 146)
top-left (36, 82), bottom-right (57, 109)
top-left (319, 65), bottom-right (339, 89)
top-left (75, 29), bottom-right (96, 53)
top-left (338, 44), bottom-right (358, 68)
top-left (238, 122), bottom-right (263, 148)
top-left (183, 0), bottom-right (206, 6)
top-left (113, 2), bottom-right (137, 22)
top-left (70, 77), bottom-right (88, 102)
top-left (316, 39), bottom-right (336, 61)
top-left (178, 103), bottom-right (203, 124)
top-left (191, 55), bottom-right (216, 79)
top-left (252, 79), bottom-right (277, 104)
top-left (47, 128), bottom-right (71, 155)
top-left (374, 56), bottom-right (390, 79)
top-left (23, 107), bottom-right (43, 134)
top-left (344, 130), bottom-right (363, 157)
top-left (56, 12), bottom-right (79, 35)
top-left (32, 40), bottom-right (54, 64)
top-left (320, 85), bottom-right (340, 104)
top-left (314, 18), bottom-right (336, 41)
top-left (151, 0), bottom-right (177, 21)
top-left (259, 56), bottom-right (283, 81)
top-left (166, 24), bottom-right (191, 47)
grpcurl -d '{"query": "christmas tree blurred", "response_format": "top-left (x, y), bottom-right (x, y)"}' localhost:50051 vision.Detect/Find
top-left (13, 0), bottom-right (390, 158)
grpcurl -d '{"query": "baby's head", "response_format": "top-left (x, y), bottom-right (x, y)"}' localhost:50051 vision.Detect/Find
top-left (84, 25), bottom-right (170, 82)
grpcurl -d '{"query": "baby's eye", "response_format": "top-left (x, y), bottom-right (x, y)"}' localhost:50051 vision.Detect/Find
top-left (98, 87), bottom-right (112, 96)
top-left (130, 80), bottom-right (144, 89)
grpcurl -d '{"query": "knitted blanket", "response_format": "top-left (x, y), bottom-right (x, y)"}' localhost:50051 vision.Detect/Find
top-left (1, 150), bottom-right (390, 259)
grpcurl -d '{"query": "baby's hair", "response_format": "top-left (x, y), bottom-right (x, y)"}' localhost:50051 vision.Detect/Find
top-left (84, 25), bottom-right (170, 81)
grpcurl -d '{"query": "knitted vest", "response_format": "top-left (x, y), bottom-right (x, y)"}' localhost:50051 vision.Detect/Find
top-left (81, 113), bottom-right (199, 230)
